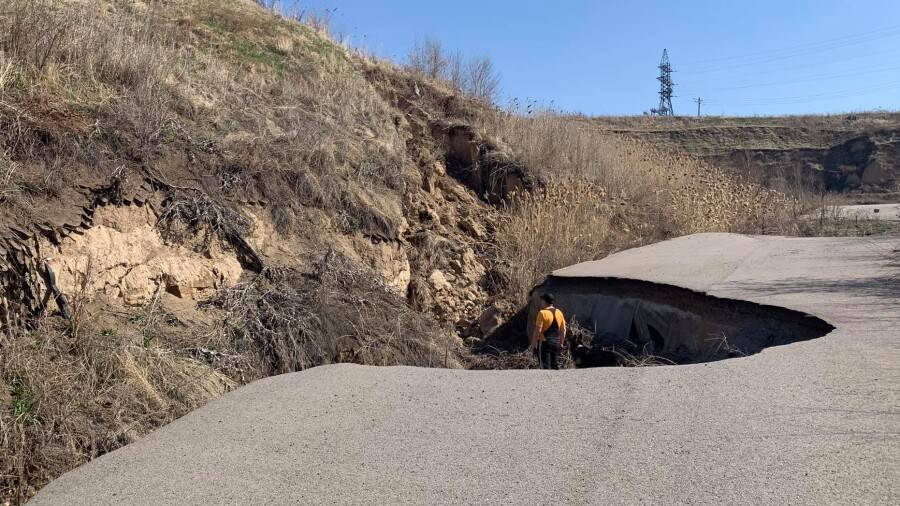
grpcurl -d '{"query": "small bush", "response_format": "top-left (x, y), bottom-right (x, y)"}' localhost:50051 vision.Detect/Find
top-left (211, 251), bottom-right (458, 374)
top-left (407, 37), bottom-right (501, 103)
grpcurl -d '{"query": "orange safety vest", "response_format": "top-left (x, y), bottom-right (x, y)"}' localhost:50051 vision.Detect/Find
top-left (536, 307), bottom-right (565, 342)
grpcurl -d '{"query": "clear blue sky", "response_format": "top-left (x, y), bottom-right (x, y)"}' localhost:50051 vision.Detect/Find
top-left (285, 0), bottom-right (900, 116)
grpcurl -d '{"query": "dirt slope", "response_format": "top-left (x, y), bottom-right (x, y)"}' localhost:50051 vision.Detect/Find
top-left (0, 0), bottom-right (542, 363)
top-left (30, 233), bottom-right (900, 505)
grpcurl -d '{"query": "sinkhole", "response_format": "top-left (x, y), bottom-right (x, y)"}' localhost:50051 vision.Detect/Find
top-left (528, 277), bottom-right (835, 367)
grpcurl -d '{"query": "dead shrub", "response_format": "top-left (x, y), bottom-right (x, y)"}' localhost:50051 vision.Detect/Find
top-left (156, 191), bottom-right (263, 272)
top-left (464, 56), bottom-right (501, 104)
top-left (157, 192), bottom-right (252, 251)
top-left (211, 251), bottom-right (458, 375)
top-left (407, 37), bottom-right (501, 103)
top-left (407, 37), bottom-right (448, 80)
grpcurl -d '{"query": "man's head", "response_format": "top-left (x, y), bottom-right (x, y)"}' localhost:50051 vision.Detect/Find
top-left (540, 293), bottom-right (555, 307)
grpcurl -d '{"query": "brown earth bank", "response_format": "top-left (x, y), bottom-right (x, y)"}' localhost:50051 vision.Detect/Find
top-left (0, 0), bottom-right (889, 502)
top-left (589, 113), bottom-right (900, 197)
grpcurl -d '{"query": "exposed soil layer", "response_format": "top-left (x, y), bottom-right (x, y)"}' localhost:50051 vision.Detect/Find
top-left (533, 276), bottom-right (834, 366)
top-left (592, 115), bottom-right (900, 194)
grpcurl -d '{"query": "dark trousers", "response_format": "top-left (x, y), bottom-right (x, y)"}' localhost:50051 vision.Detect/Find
top-left (538, 339), bottom-right (561, 370)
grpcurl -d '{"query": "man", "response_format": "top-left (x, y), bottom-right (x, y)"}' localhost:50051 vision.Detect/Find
top-left (530, 293), bottom-right (567, 369)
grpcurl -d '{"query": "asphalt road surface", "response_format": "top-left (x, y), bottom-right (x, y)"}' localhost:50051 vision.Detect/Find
top-left (31, 233), bottom-right (900, 505)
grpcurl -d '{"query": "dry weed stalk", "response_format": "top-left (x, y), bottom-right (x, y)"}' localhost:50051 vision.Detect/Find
top-left (706, 332), bottom-right (746, 359)
top-left (66, 256), bottom-right (94, 340)
top-left (609, 346), bottom-right (677, 367)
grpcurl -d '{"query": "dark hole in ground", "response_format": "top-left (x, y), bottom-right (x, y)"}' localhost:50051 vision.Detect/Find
top-left (548, 277), bottom-right (835, 367)
top-left (474, 277), bottom-right (835, 368)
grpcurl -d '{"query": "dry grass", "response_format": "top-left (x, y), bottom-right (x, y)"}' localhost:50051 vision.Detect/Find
top-left (1, 251), bottom-right (457, 502)
top-left (490, 182), bottom-right (619, 301)
top-left (0, 0), bottom-right (411, 238)
top-left (609, 346), bottom-right (676, 367)
top-left (482, 110), bottom-right (800, 302)
top-left (0, 307), bottom-right (238, 503)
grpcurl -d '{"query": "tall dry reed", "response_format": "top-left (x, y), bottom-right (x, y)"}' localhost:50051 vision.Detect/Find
top-left (482, 110), bottom-right (800, 302)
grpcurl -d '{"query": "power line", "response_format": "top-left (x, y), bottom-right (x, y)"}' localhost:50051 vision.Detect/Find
top-left (680, 27), bottom-right (900, 75)
top-left (681, 27), bottom-right (900, 73)
top-left (709, 80), bottom-right (900, 104)
top-left (679, 46), bottom-right (900, 84)
top-left (702, 79), bottom-right (900, 106)
top-left (688, 63), bottom-right (900, 93)
top-left (680, 24), bottom-right (900, 67)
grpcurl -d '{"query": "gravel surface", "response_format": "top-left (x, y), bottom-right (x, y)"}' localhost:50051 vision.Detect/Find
top-left (30, 233), bottom-right (900, 505)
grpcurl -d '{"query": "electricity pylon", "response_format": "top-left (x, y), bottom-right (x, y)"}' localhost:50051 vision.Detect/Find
top-left (652, 49), bottom-right (675, 116)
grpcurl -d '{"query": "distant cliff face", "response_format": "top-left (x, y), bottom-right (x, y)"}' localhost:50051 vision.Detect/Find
top-left (707, 130), bottom-right (899, 194)
top-left (592, 115), bottom-right (900, 196)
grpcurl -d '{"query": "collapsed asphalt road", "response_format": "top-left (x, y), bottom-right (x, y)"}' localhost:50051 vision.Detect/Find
top-left (30, 233), bottom-right (900, 505)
